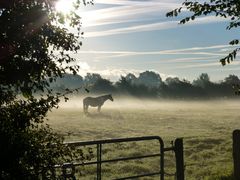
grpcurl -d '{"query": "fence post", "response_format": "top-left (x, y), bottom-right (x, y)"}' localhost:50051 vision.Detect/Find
top-left (233, 130), bottom-right (240, 180)
top-left (174, 138), bottom-right (184, 180)
top-left (97, 143), bottom-right (102, 180)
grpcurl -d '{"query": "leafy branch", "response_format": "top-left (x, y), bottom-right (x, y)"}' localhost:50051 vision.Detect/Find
top-left (166, 0), bottom-right (240, 66)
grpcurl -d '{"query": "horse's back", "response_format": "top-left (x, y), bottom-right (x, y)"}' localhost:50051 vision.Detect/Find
top-left (83, 96), bottom-right (90, 101)
top-left (83, 96), bottom-right (99, 107)
top-left (83, 97), bottom-right (92, 103)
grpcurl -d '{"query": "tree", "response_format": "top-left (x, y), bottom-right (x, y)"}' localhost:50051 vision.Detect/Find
top-left (91, 78), bottom-right (115, 93)
top-left (51, 73), bottom-right (84, 91)
top-left (224, 74), bottom-right (240, 85)
top-left (0, 0), bottom-right (90, 178)
top-left (223, 74), bottom-right (240, 95)
top-left (166, 0), bottom-right (240, 66)
top-left (162, 77), bottom-right (199, 98)
top-left (115, 76), bottom-right (133, 94)
top-left (125, 73), bottom-right (137, 84)
top-left (84, 73), bottom-right (102, 86)
top-left (193, 73), bottom-right (211, 88)
top-left (137, 71), bottom-right (162, 88)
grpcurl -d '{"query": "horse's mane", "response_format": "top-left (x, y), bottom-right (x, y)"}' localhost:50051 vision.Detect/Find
top-left (99, 94), bottom-right (111, 98)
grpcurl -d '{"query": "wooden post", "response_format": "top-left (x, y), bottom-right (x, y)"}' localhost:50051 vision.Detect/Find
top-left (175, 138), bottom-right (184, 180)
top-left (233, 130), bottom-right (240, 180)
top-left (97, 144), bottom-right (102, 180)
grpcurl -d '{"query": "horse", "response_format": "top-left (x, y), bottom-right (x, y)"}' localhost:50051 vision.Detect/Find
top-left (83, 94), bottom-right (114, 113)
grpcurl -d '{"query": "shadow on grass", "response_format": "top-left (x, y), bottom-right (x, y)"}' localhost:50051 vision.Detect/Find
top-left (84, 111), bottom-right (125, 121)
top-left (85, 112), bottom-right (113, 119)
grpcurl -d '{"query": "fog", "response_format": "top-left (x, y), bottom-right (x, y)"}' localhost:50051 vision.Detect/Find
top-left (57, 95), bottom-right (240, 111)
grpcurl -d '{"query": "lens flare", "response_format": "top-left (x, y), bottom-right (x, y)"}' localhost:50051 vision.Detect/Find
top-left (55, 0), bottom-right (74, 14)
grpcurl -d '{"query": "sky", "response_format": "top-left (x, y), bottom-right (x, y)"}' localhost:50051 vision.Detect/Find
top-left (59, 0), bottom-right (240, 82)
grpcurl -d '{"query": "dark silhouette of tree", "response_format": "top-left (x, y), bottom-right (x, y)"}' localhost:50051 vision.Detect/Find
top-left (115, 76), bottom-right (133, 95)
top-left (192, 73), bottom-right (211, 88)
top-left (0, 0), bottom-right (89, 178)
top-left (91, 78), bottom-right (115, 94)
top-left (137, 71), bottom-right (162, 88)
top-left (84, 73), bottom-right (102, 86)
top-left (221, 74), bottom-right (240, 96)
top-left (45, 70), bottom-right (240, 99)
top-left (115, 75), bottom-right (159, 97)
top-left (166, 0), bottom-right (240, 66)
top-left (160, 77), bottom-right (201, 98)
top-left (51, 73), bottom-right (84, 91)
top-left (125, 73), bottom-right (137, 84)
top-left (193, 73), bottom-right (223, 97)
top-left (224, 74), bottom-right (240, 85)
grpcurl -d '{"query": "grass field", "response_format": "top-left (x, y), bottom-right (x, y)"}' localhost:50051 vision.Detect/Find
top-left (47, 97), bottom-right (240, 179)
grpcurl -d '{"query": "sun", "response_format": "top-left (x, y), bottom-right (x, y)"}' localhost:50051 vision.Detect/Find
top-left (55, 0), bottom-right (74, 14)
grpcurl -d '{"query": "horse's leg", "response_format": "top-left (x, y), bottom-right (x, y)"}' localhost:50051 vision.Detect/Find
top-left (83, 102), bottom-right (86, 113)
top-left (83, 103), bottom-right (88, 114)
top-left (98, 106), bottom-right (101, 112)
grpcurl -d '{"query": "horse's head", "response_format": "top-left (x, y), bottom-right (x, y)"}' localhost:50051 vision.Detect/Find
top-left (108, 94), bottom-right (114, 101)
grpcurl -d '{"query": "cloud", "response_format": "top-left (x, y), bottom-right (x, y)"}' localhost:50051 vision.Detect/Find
top-left (172, 62), bottom-right (220, 69)
top-left (77, 61), bottom-right (90, 70)
top-left (79, 44), bottom-right (233, 58)
top-left (76, 63), bottom-right (174, 81)
top-left (85, 16), bottom-right (227, 37)
top-left (94, 0), bottom-right (179, 6)
top-left (172, 60), bottom-right (240, 70)
top-left (74, 44), bottom-right (239, 77)
top-left (77, 67), bottom-right (141, 81)
top-left (79, 0), bottom-right (229, 37)
top-left (80, 1), bottom-right (180, 28)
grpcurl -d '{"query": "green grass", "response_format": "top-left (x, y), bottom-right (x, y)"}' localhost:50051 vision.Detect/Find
top-left (47, 98), bottom-right (240, 179)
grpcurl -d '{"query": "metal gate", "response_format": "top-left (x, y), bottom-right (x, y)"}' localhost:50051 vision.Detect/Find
top-left (52, 136), bottom-right (184, 180)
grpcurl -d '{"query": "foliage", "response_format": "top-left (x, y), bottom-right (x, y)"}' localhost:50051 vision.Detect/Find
top-left (192, 73), bottom-right (211, 88)
top-left (0, 0), bottom-right (91, 178)
top-left (91, 78), bottom-right (115, 94)
top-left (54, 72), bottom-right (240, 99)
top-left (50, 73), bottom-right (84, 92)
top-left (166, 0), bottom-right (240, 66)
top-left (137, 71), bottom-right (162, 88)
top-left (84, 73), bottom-right (102, 86)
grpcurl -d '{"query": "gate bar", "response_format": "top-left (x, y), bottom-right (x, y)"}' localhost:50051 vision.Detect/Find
top-left (64, 136), bottom-right (164, 146)
top-left (114, 171), bottom-right (161, 180)
top-left (59, 136), bottom-right (171, 180)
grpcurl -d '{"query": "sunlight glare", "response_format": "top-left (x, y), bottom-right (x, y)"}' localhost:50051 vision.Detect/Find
top-left (55, 0), bottom-right (74, 14)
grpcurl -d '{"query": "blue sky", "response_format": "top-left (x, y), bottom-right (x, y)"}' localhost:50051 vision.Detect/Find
top-left (61, 0), bottom-right (240, 82)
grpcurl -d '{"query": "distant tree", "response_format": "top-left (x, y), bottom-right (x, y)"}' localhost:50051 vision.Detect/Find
top-left (161, 77), bottom-right (204, 98)
top-left (51, 73), bottom-right (84, 91)
top-left (192, 73), bottom-right (233, 97)
top-left (125, 73), bottom-right (137, 84)
top-left (0, 0), bottom-right (89, 178)
top-left (136, 71), bottom-right (162, 88)
top-left (84, 73), bottom-right (102, 86)
top-left (221, 74), bottom-right (240, 95)
top-left (166, 0), bottom-right (240, 66)
top-left (165, 77), bottom-right (181, 86)
top-left (224, 74), bottom-right (240, 85)
top-left (115, 76), bottom-right (133, 94)
top-left (193, 73), bottom-right (211, 88)
top-left (91, 78), bottom-right (115, 93)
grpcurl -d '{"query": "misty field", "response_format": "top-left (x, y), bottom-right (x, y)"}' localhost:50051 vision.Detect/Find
top-left (47, 97), bottom-right (240, 179)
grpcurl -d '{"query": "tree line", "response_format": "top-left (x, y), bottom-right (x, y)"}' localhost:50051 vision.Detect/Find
top-left (50, 71), bottom-right (240, 99)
